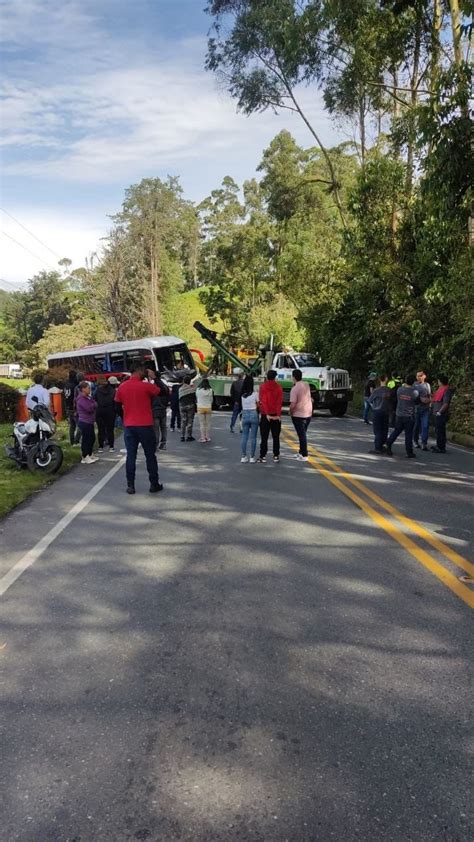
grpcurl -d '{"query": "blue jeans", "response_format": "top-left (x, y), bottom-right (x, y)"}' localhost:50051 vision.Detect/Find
top-left (363, 398), bottom-right (371, 422)
top-left (124, 426), bottom-right (159, 487)
top-left (387, 417), bottom-right (415, 455)
top-left (372, 411), bottom-right (389, 451)
top-left (413, 407), bottom-right (430, 446)
top-left (292, 416), bottom-right (311, 456)
top-left (230, 402), bottom-right (241, 431)
top-left (241, 410), bottom-right (259, 457)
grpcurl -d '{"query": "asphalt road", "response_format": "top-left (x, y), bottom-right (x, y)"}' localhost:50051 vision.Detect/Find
top-left (0, 412), bottom-right (472, 842)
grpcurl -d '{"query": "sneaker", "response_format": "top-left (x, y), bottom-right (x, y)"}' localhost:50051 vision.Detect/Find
top-left (249, 457), bottom-right (257, 463)
top-left (241, 456), bottom-right (249, 463)
top-left (85, 455), bottom-right (98, 464)
top-left (205, 437), bottom-right (211, 442)
top-left (430, 446), bottom-right (446, 453)
top-left (180, 436), bottom-right (185, 442)
top-left (126, 486), bottom-right (135, 495)
top-left (273, 456), bottom-right (280, 463)
top-left (158, 443), bottom-right (167, 450)
top-left (97, 448), bottom-right (104, 453)
top-left (81, 457), bottom-right (88, 464)
top-left (422, 445), bottom-right (428, 451)
top-left (384, 448), bottom-right (393, 457)
top-left (368, 449), bottom-right (384, 455)
top-left (186, 436), bottom-right (195, 442)
top-left (257, 457), bottom-right (266, 463)
top-left (296, 454), bottom-right (308, 461)
top-left (406, 453), bottom-right (416, 458)
top-left (230, 428), bottom-right (234, 433)
top-left (109, 447), bottom-right (115, 452)
top-left (199, 438), bottom-right (206, 443)
top-left (149, 483), bottom-right (164, 493)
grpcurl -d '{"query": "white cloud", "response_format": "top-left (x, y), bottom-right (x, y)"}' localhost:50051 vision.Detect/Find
top-left (0, 0), bottom-right (343, 283)
top-left (0, 209), bottom-right (106, 285)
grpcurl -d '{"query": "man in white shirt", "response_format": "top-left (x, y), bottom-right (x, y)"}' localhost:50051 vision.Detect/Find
top-left (26, 374), bottom-right (51, 411)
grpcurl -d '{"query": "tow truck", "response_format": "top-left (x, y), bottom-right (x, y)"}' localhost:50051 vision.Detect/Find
top-left (193, 322), bottom-right (353, 416)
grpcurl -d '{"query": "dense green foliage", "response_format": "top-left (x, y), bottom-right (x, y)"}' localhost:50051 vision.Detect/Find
top-left (0, 1), bottom-right (471, 431)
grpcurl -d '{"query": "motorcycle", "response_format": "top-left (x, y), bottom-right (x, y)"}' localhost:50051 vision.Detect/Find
top-left (5, 399), bottom-right (64, 474)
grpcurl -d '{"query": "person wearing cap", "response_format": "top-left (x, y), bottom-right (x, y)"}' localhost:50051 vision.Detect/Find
top-left (363, 371), bottom-right (377, 424)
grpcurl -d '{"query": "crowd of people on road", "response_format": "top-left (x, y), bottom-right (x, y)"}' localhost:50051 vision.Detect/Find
top-left (25, 365), bottom-right (314, 492)
top-left (23, 362), bottom-right (455, 495)
top-left (363, 369), bottom-right (454, 458)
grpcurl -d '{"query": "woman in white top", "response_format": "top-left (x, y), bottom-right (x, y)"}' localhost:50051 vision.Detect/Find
top-left (196, 378), bottom-right (214, 442)
top-left (240, 374), bottom-right (260, 462)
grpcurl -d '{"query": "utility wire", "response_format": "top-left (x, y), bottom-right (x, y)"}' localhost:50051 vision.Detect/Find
top-left (0, 230), bottom-right (57, 271)
top-left (0, 207), bottom-right (62, 260)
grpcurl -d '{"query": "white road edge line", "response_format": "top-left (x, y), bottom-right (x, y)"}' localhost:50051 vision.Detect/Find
top-left (0, 457), bottom-right (125, 598)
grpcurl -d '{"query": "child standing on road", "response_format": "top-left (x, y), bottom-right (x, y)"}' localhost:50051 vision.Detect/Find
top-left (240, 375), bottom-right (260, 463)
top-left (196, 378), bottom-right (214, 442)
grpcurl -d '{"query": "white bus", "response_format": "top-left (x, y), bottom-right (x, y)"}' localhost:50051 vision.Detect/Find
top-left (47, 336), bottom-right (197, 383)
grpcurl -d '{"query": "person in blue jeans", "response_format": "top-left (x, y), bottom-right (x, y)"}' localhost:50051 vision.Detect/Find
top-left (413, 370), bottom-right (431, 451)
top-left (385, 374), bottom-right (419, 458)
top-left (240, 375), bottom-right (259, 463)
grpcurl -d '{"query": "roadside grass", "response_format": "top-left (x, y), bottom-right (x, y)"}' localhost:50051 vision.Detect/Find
top-left (0, 377), bottom-right (31, 390)
top-left (0, 421), bottom-right (82, 518)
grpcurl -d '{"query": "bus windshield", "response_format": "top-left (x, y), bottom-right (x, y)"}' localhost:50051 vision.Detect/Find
top-left (294, 354), bottom-right (319, 368)
top-left (154, 343), bottom-right (195, 377)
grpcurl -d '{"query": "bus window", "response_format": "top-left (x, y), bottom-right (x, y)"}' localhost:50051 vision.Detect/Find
top-left (110, 351), bottom-right (126, 372)
top-left (92, 354), bottom-right (107, 373)
top-left (125, 348), bottom-right (155, 371)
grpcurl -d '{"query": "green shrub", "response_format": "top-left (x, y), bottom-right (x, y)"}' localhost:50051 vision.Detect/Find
top-left (0, 382), bottom-right (20, 423)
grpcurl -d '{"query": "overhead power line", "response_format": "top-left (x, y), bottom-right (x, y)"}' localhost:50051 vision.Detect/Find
top-left (0, 207), bottom-right (62, 260)
top-left (0, 230), bottom-right (57, 271)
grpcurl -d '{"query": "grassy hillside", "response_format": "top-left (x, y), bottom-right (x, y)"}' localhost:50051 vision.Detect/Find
top-left (164, 288), bottom-right (224, 358)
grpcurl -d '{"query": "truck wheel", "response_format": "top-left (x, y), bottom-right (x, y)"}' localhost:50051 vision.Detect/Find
top-left (330, 402), bottom-right (348, 417)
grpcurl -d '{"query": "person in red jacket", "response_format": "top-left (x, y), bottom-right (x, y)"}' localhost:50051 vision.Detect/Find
top-left (114, 362), bottom-right (163, 495)
top-left (257, 370), bottom-right (284, 463)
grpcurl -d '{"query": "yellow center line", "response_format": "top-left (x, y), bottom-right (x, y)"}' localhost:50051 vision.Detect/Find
top-left (284, 429), bottom-right (474, 577)
top-left (282, 431), bottom-right (474, 610)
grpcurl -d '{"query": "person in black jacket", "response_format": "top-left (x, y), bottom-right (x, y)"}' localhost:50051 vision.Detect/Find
top-left (230, 370), bottom-right (244, 432)
top-left (152, 375), bottom-right (170, 450)
top-left (96, 377), bottom-right (117, 452)
top-left (63, 370), bottom-right (80, 445)
top-left (170, 383), bottom-right (181, 431)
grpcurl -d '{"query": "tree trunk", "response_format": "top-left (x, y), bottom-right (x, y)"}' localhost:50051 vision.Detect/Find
top-left (449, 0), bottom-right (463, 67)
top-left (390, 69), bottom-right (401, 243)
top-left (406, 13), bottom-right (422, 196)
top-left (359, 92), bottom-right (366, 168)
top-left (430, 0), bottom-right (442, 92)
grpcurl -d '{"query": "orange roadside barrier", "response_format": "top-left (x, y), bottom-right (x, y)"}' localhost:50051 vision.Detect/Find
top-left (50, 391), bottom-right (63, 422)
top-left (16, 395), bottom-right (29, 422)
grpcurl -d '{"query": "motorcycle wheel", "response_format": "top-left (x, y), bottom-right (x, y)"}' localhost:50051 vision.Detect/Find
top-left (27, 443), bottom-right (63, 474)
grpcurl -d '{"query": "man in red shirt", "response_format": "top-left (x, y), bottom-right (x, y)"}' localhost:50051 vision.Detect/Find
top-left (257, 370), bottom-right (284, 463)
top-left (114, 362), bottom-right (163, 494)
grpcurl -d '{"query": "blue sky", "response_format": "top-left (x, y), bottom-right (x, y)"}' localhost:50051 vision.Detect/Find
top-left (1, 0), bottom-right (342, 285)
